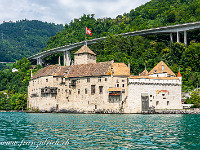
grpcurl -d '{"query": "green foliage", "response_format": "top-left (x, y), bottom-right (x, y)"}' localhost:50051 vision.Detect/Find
top-left (186, 91), bottom-right (200, 108)
top-left (0, 58), bottom-right (40, 110)
top-left (0, 19), bottom-right (63, 62)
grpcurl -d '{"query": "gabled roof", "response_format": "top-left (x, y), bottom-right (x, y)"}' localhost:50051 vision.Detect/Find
top-left (74, 45), bottom-right (96, 55)
top-left (113, 63), bottom-right (130, 76)
top-left (31, 65), bottom-right (59, 79)
top-left (140, 69), bottom-right (149, 76)
top-left (149, 61), bottom-right (176, 76)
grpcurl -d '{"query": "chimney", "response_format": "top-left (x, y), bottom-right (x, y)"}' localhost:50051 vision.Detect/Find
top-left (128, 62), bottom-right (130, 69)
top-left (58, 56), bottom-right (61, 65)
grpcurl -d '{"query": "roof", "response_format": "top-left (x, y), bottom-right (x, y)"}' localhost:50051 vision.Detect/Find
top-left (53, 66), bottom-right (70, 77)
top-left (31, 61), bottom-right (130, 80)
top-left (129, 75), bottom-right (179, 80)
top-left (149, 61), bottom-right (176, 76)
top-left (112, 63), bottom-right (130, 76)
top-left (74, 45), bottom-right (96, 55)
top-left (66, 61), bottom-right (112, 78)
top-left (140, 69), bottom-right (148, 76)
top-left (177, 71), bottom-right (182, 77)
top-left (32, 65), bottom-right (59, 79)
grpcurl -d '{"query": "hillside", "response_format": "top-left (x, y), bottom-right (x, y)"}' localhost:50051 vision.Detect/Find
top-left (44, 0), bottom-right (200, 50)
top-left (0, 19), bottom-right (63, 62)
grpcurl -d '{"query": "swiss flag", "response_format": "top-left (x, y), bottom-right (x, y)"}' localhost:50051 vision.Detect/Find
top-left (86, 27), bottom-right (92, 36)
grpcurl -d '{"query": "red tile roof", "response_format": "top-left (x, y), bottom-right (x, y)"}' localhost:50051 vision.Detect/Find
top-left (32, 65), bottom-right (59, 79)
top-left (140, 69), bottom-right (149, 76)
top-left (66, 61), bottom-right (112, 78)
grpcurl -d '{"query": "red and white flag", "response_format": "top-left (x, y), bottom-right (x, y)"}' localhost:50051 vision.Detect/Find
top-left (86, 27), bottom-right (92, 36)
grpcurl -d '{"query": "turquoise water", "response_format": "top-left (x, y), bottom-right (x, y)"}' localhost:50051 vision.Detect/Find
top-left (0, 113), bottom-right (200, 150)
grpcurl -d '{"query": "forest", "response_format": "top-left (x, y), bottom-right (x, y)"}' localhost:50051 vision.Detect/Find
top-left (0, 0), bottom-right (200, 110)
top-left (0, 19), bottom-right (63, 63)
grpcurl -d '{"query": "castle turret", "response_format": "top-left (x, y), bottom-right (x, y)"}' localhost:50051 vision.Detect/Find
top-left (177, 70), bottom-right (182, 81)
top-left (74, 45), bottom-right (96, 65)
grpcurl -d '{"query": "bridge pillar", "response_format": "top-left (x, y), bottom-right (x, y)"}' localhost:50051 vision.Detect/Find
top-left (37, 57), bottom-right (43, 66)
top-left (64, 51), bottom-right (71, 66)
top-left (170, 33), bottom-right (173, 43)
top-left (177, 31), bottom-right (180, 43)
top-left (184, 30), bottom-right (187, 45)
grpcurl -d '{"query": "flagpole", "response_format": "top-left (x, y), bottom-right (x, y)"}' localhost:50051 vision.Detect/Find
top-left (85, 27), bottom-right (87, 47)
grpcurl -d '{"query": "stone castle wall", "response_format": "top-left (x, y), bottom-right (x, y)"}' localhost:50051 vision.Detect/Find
top-left (125, 78), bottom-right (182, 113)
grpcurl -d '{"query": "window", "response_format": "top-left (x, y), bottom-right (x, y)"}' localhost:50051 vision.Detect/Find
top-left (105, 78), bottom-right (107, 81)
top-left (46, 79), bottom-right (48, 82)
top-left (162, 94), bottom-right (165, 96)
top-left (78, 89), bottom-right (80, 94)
top-left (98, 77), bottom-right (101, 82)
top-left (91, 85), bottom-right (95, 95)
top-left (116, 84), bottom-right (119, 87)
top-left (122, 84), bottom-right (125, 87)
top-left (122, 80), bottom-right (125, 82)
top-left (156, 101), bottom-right (159, 106)
top-left (167, 101), bottom-right (169, 105)
top-left (85, 88), bottom-right (87, 94)
top-left (150, 95), bottom-right (152, 97)
top-left (87, 78), bottom-right (90, 83)
top-left (162, 65), bottom-right (164, 71)
top-left (56, 78), bottom-right (58, 81)
top-left (99, 86), bottom-right (103, 94)
top-left (69, 90), bottom-right (71, 95)
top-left (122, 89), bottom-right (125, 93)
top-left (95, 105), bottom-right (97, 109)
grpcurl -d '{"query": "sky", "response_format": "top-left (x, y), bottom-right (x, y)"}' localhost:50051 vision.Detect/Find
top-left (0, 0), bottom-right (150, 25)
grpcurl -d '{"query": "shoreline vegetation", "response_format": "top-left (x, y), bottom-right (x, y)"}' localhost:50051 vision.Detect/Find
top-left (1, 108), bottom-right (200, 114)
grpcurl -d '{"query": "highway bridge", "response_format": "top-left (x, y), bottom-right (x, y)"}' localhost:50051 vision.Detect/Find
top-left (28, 21), bottom-right (200, 66)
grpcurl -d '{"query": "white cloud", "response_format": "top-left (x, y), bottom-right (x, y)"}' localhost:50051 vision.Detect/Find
top-left (0, 0), bottom-right (150, 25)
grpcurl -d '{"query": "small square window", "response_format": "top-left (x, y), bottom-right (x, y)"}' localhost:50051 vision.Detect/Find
top-left (78, 89), bottom-right (80, 94)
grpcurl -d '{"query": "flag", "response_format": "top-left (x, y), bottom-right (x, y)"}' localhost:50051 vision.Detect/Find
top-left (86, 27), bottom-right (92, 36)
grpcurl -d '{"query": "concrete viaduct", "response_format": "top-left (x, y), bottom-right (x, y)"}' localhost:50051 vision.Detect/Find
top-left (28, 21), bottom-right (200, 66)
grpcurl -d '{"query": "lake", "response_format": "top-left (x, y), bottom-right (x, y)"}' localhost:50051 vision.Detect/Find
top-left (0, 112), bottom-right (200, 149)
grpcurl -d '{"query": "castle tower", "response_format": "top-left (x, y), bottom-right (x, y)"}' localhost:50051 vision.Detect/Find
top-left (74, 45), bottom-right (96, 65)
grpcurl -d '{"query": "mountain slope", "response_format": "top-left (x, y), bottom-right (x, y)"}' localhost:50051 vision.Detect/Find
top-left (0, 20), bottom-right (63, 62)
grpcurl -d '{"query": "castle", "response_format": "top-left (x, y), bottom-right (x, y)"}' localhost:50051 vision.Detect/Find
top-left (27, 45), bottom-right (183, 113)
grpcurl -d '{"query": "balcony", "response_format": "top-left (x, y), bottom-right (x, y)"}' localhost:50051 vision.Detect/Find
top-left (41, 87), bottom-right (57, 94)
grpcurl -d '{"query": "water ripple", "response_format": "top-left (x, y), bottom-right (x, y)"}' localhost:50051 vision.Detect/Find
top-left (0, 113), bottom-right (200, 149)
